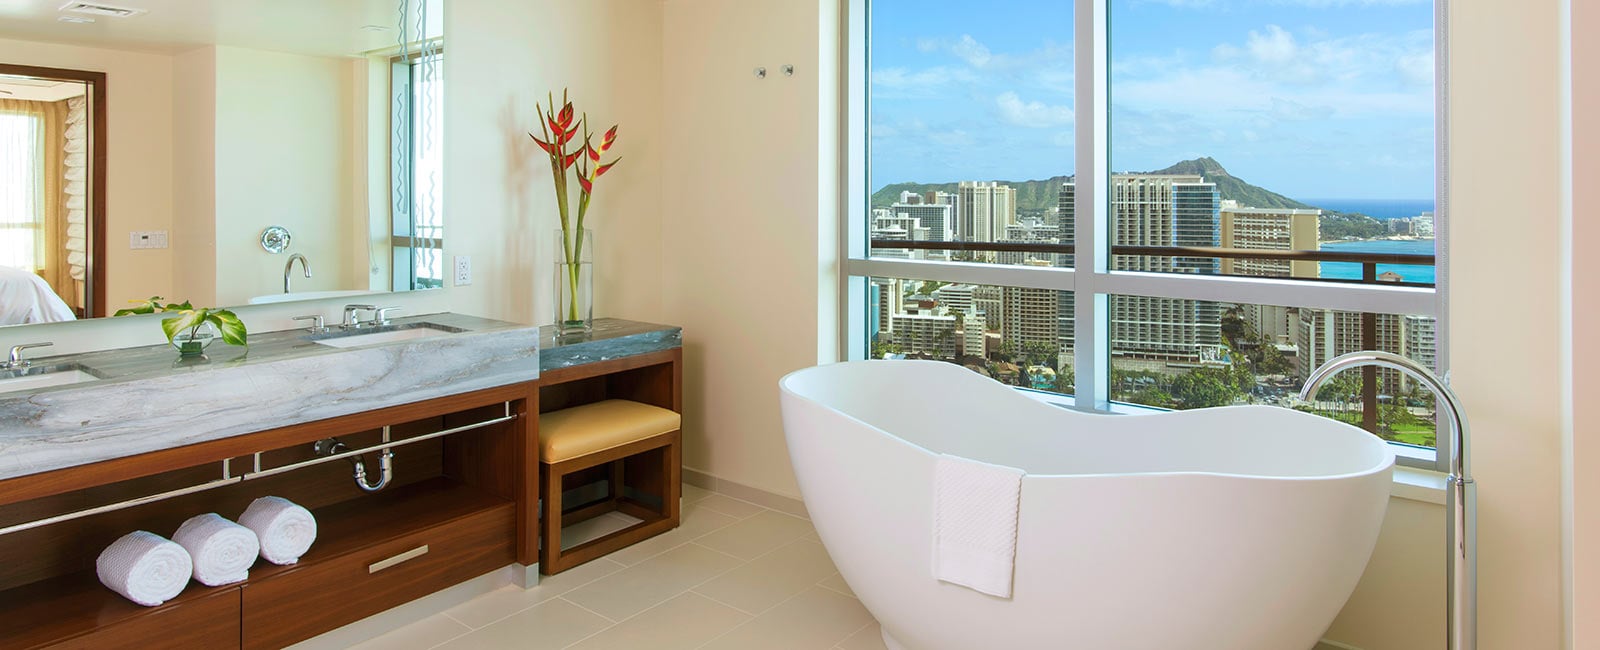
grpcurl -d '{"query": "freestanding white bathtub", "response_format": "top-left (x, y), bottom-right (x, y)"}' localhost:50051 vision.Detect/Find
top-left (779, 360), bottom-right (1394, 650)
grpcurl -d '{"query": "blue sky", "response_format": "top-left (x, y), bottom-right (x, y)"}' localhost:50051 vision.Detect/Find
top-left (870, 0), bottom-right (1435, 200)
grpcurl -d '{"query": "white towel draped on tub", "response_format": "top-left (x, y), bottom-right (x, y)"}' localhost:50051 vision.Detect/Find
top-left (173, 513), bottom-right (260, 586)
top-left (239, 496), bottom-right (317, 565)
top-left (933, 454), bottom-right (1025, 598)
top-left (96, 531), bottom-right (193, 606)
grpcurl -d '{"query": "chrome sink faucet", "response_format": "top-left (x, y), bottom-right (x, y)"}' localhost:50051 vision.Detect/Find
top-left (3, 342), bottom-right (52, 370)
top-left (284, 253), bottom-right (311, 294)
top-left (1301, 351), bottom-right (1475, 650)
top-left (342, 304), bottom-right (377, 329)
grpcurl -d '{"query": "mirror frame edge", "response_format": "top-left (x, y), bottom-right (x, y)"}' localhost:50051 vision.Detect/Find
top-left (0, 62), bottom-right (106, 319)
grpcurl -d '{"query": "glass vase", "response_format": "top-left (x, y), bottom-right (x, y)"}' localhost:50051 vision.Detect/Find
top-left (554, 228), bottom-right (593, 338)
top-left (171, 320), bottom-right (217, 358)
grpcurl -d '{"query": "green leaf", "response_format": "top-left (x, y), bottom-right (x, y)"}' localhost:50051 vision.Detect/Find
top-left (208, 310), bottom-right (248, 347)
top-left (160, 310), bottom-right (203, 344)
top-left (113, 296), bottom-right (164, 317)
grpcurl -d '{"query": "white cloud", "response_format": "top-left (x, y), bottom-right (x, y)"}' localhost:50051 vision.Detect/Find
top-left (1395, 51), bottom-right (1433, 88)
top-left (951, 35), bottom-right (993, 68)
top-left (996, 92), bottom-right (1075, 128)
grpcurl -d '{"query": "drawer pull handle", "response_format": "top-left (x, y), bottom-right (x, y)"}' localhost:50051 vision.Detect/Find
top-left (369, 545), bottom-right (429, 573)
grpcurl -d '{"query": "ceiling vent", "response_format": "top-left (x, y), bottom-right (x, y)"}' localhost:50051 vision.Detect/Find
top-left (58, 2), bottom-right (147, 19)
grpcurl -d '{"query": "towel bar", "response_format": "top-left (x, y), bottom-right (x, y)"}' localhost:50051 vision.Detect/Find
top-left (0, 402), bottom-right (517, 537)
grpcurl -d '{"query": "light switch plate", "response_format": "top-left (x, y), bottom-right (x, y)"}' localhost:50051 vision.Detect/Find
top-left (454, 255), bottom-right (471, 286)
top-left (129, 230), bottom-right (168, 249)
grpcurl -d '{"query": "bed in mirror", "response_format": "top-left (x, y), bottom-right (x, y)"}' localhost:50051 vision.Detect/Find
top-left (0, 0), bottom-right (444, 327)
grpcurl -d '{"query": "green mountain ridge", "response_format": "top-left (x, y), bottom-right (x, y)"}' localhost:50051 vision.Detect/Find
top-left (870, 157), bottom-right (1388, 239)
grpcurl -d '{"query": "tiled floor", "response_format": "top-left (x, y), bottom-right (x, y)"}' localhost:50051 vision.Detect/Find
top-left (350, 484), bottom-right (885, 650)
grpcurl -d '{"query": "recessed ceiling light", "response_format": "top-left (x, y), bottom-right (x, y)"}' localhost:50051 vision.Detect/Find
top-left (59, 2), bottom-right (146, 19)
top-left (57, 15), bottom-right (96, 24)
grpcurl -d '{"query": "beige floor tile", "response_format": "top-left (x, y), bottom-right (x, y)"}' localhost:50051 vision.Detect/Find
top-left (563, 543), bottom-right (743, 621)
top-left (344, 614), bottom-right (470, 650)
top-left (816, 572), bottom-right (855, 598)
top-left (442, 559), bottom-right (625, 628)
top-left (562, 512), bottom-right (643, 550)
top-left (435, 598), bottom-right (608, 650)
top-left (696, 510), bottom-right (817, 560)
top-left (694, 494), bottom-right (765, 519)
top-left (837, 622), bottom-right (889, 650)
top-left (433, 599), bottom-right (611, 650)
top-left (700, 586), bottom-right (875, 650)
top-left (566, 593), bottom-right (750, 650)
top-left (681, 483), bottom-right (713, 504)
top-left (694, 539), bottom-right (839, 615)
top-left (605, 503), bottom-right (740, 565)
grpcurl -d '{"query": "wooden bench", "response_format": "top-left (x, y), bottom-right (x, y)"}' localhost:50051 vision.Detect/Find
top-left (538, 399), bottom-right (681, 574)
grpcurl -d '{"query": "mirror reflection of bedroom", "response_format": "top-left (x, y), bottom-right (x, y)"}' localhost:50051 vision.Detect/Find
top-left (0, 70), bottom-right (95, 325)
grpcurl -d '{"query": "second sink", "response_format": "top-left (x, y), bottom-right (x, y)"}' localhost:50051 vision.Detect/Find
top-left (311, 323), bottom-right (462, 349)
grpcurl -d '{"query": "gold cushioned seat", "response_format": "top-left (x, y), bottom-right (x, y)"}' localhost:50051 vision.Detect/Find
top-left (538, 398), bottom-right (682, 575)
top-left (539, 399), bottom-right (682, 463)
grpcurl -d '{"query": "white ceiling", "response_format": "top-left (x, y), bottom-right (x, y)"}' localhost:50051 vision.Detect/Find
top-left (0, 0), bottom-right (444, 58)
top-left (0, 75), bottom-right (87, 101)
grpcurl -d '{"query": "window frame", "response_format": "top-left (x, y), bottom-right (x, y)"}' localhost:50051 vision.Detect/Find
top-left (838, 0), bottom-right (1451, 472)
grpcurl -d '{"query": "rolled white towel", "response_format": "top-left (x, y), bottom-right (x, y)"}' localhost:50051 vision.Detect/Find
top-left (238, 496), bottom-right (317, 565)
top-left (96, 531), bottom-right (192, 607)
top-left (173, 513), bottom-right (260, 586)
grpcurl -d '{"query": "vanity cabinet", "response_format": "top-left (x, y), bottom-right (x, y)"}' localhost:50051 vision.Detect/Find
top-left (0, 381), bottom-right (538, 650)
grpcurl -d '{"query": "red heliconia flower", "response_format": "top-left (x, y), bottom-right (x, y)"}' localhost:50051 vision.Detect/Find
top-left (586, 139), bottom-right (601, 163)
top-left (562, 149), bottom-right (582, 170)
top-left (577, 176), bottom-right (593, 194)
top-left (595, 161), bottom-right (618, 178)
top-left (530, 134), bottom-right (557, 156)
top-left (602, 126), bottom-right (619, 151)
top-left (557, 103), bottom-right (575, 129)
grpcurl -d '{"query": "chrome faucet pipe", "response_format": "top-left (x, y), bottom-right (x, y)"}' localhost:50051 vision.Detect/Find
top-left (283, 253), bottom-right (311, 294)
top-left (1300, 350), bottom-right (1474, 650)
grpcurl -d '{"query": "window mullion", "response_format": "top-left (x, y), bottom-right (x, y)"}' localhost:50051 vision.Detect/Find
top-left (1073, 0), bottom-right (1110, 411)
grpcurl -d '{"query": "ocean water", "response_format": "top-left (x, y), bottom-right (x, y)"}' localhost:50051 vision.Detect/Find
top-left (1298, 198), bottom-right (1435, 220)
top-left (1319, 238), bottom-right (1436, 284)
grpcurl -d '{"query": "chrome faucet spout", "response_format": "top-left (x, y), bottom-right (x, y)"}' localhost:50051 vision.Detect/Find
top-left (283, 254), bottom-right (311, 294)
top-left (1300, 350), bottom-right (1475, 650)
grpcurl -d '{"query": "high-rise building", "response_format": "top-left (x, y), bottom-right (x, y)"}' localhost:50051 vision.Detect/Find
top-left (891, 202), bottom-right (954, 242)
top-left (870, 212), bottom-right (928, 261)
top-left (958, 181), bottom-right (1017, 244)
top-left (933, 283), bottom-right (976, 316)
top-left (1413, 211), bottom-right (1435, 237)
top-left (1404, 314), bottom-right (1438, 374)
top-left (1297, 309), bottom-right (1405, 390)
top-left (870, 277), bottom-right (902, 335)
top-left (1219, 207), bottom-right (1321, 279)
top-left (1056, 182), bottom-right (1076, 267)
top-left (1108, 175), bottom-right (1223, 361)
top-left (974, 284), bottom-right (1004, 330)
top-left (891, 312), bottom-right (957, 358)
top-left (1002, 260), bottom-right (1061, 355)
top-left (961, 310), bottom-right (986, 357)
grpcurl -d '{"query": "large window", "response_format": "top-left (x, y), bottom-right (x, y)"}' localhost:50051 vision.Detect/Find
top-left (847, 0), bottom-right (1445, 468)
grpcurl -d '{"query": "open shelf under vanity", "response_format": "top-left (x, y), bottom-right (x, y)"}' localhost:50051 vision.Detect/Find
top-left (0, 382), bottom-right (538, 650)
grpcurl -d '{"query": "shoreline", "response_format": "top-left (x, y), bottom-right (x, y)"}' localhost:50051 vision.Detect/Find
top-left (1317, 236), bottom-right (1437, 246)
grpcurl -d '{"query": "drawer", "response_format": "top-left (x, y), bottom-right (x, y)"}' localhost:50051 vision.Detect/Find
top-left (240, 503), bottom-right (515, 650)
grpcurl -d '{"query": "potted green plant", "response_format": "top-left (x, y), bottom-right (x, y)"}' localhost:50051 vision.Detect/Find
top-left (115, 297), bottom-right (248, 357)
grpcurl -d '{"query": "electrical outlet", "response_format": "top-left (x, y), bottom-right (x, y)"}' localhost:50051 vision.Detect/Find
top-left (454, 255), bottom-right (471, 286)
top-left (128, 230), bottom-right (168, 249)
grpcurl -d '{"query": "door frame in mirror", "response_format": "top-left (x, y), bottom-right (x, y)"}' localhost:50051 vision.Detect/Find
top-left (0, 63), bottom-right (106, 318)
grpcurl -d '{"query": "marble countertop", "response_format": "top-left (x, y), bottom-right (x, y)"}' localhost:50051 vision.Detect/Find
top-left (539, 319), bottom-right (682, 372)
top-left (0, 312), bottom-right (541, 481)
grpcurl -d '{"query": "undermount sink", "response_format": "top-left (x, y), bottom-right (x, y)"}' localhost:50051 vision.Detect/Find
top-left (0, 366), bottom-right (103, 394)
top-left (311, 323), bottom-right (461, 349)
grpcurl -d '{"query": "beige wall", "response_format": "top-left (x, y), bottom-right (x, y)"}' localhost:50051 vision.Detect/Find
top-left (661, 0), bottom-right (837, 499)
top-left (0, 37), bottom-right (176, 311)
top-left (171, 47), bottom-right (218, 306)
top-left (1567, 0), bottom-right (1597, 645)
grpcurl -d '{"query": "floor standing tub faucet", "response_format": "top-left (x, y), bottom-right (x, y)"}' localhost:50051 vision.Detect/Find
top-left (1301, 350), bottom-right (1474, 650)
top-left (284, 253), bottom-right (311, 294)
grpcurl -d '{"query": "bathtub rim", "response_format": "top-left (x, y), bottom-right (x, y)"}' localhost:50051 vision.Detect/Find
top-left (779, 363), bottom-right (1397, 483)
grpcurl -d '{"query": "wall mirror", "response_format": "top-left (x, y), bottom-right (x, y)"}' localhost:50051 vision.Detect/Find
top-left (0, 0), bottom-right (444, 327)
